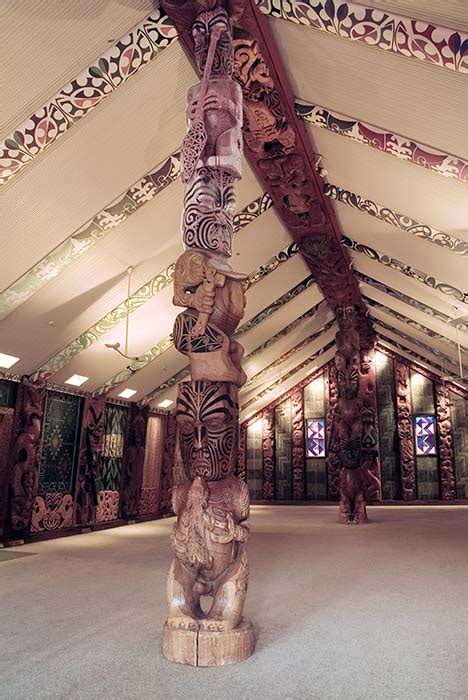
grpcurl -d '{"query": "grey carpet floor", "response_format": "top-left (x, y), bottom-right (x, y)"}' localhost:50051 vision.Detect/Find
top-left (1, 505), bottom-right (467, 700)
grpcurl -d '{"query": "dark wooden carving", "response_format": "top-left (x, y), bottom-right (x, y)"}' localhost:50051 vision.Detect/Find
top-left (159, 414), bottom-right (177, 515)
top-left (325, 362), bottom-right (340, 499)
top-left (6, 379), bottom-right (46, 537)
top-left (161, 2), bottom-right (254, 665)
top-left (74, 396), bottom-right (105, 527)
top-left (394, 359), bottom-right (416, 500)
top-left (359, 348), bottom-right (382, 502)
top-left (0, 408), bottom-right (15, 539)
top-left (120, 404), bottom-right (149, 520)
top-left (237, 423), bottom-right (247, 482)
top-left (262, 407), bottom-right (274, 499)
top-left (163, 0), bottom-right (373, 344)
top-left (291, 387), bottom-right (305, 500)
top-left (434, 382), bottom-right (456, 500)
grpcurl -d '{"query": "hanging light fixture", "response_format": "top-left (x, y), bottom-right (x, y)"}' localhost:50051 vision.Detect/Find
top-left (105, 266), bottom-right (141, 362)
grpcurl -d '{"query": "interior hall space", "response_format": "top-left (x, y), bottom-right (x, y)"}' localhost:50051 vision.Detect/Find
top-left (1, 0), bottom-right (467, 696)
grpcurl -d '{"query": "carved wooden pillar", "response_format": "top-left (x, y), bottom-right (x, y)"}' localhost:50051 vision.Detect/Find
top-left (237, 424), bottom-right (247, 482)
top-left (262, 407), bottom-right (275, 499)
top-left (161, 1), bottom-right (254, 666)
top-left (394, 359), bottom-right (417, 499)
top-left (434, 381), bottom-right (456, 500)
top-left (5, 378), bottom-right (46, 539)
top-left (74, 396), bottom-right (105, 527)
top-left (325, 362), bottom-right (340, 499)
top-left (120, 404), bottom-right (149, 520)
top-left (0, 408), bottom-right (15, 540)
top-left (159, 413), bottom-right (176, 515)
top-left (291, 387), bottom-right (305, 500)
top-left (359, 348), bottom-right (382, 502)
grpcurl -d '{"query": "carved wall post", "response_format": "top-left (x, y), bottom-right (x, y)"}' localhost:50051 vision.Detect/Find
top-left (5, 378), bottom-right (46, 540)
top-left (434, 381), bottom-right (456, 500)
top-left (161, 3), bottom-right (255, 666)
top-left (359, 348), bottom-right (382, 502)
top-left (74, 396), bottom-right (105, 527)
top-left (159, 413), bottom-right (176, 515)
top-left (262, 407), bottom-right (275, 499)
top-left (0, 408), bottom-right (15, 540)
top-left (394, 359), bottom-right (417, 499)
top-left (291, 387), bottom-right (305, 500)
top-left (325, 362), bottom-right (340, 499)
top-left (120, 404), bottom-right (149, 520)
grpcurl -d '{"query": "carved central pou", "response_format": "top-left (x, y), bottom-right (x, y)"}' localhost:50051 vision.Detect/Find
top-left (162, 2), bottom-right (254, 666)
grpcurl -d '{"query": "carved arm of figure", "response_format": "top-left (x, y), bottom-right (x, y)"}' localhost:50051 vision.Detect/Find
top-left (173, 251), bottom-right (226, 336)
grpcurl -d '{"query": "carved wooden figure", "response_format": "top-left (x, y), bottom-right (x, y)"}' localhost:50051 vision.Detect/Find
top-left (162, 1), bottom-right (254, 666)
top-left (74, 397), bottom-right (105, 527)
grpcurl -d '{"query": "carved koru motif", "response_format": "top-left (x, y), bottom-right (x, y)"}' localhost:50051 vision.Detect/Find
top-left (394, 361), bottom-right (416, 500)
top-left (233, 37), bottom-right (295, 158)
top-left (163, 2), bottom-right (254, 666)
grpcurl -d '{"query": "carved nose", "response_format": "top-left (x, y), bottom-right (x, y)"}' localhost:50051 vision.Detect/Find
top-left (194, 423), bottom-right (205, 449)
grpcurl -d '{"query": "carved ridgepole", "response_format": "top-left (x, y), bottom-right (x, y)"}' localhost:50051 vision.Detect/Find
top-left (333, 306), bottom-right (371, 524)
top-left (162, 2), bottom-right (255, 666)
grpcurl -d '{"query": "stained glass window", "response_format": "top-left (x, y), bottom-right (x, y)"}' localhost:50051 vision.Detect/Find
top-left (415, 415), bottom-right (437, 456)
top-left (306, 418), bottom-right (326, 458)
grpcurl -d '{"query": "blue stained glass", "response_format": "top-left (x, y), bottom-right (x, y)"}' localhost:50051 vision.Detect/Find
top-left (415, 415), bottom-right (436, 456)
top-left (307, 418), bottom-right (326, 457)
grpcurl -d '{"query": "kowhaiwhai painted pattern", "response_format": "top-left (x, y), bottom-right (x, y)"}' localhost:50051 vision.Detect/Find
top-left (256, 1), bottom-right (468, 74)
top-left (32, 193), bottom-right (273, 384)
top-left (243, 319), bottom-right (336, 391)
top-left (241, 340), bottom-right (335, 412)
top-left (0, 153), bottom-right (181, 320)
top-left (358, 272), bottom-right (468, 333)
top-left (325, 184), bottom-right (468, 255)
top-left (0, 8), bottom-right (177, 188)
top-left (365, 296), bottom-right (468, 362)
top-left (296, 101), bottom-right (468, 186)
top-left (375, 318), bottom-right (467, 383)
top-left (342, 235), bottom-right (467, 303)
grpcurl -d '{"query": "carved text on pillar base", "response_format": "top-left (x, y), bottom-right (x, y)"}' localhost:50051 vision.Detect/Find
top-left (394, 360), bottom-right (417, 500)
top-left (162, 2), bottom-right (254, 666)
top-left (434, 382), bottom-right (456, 500)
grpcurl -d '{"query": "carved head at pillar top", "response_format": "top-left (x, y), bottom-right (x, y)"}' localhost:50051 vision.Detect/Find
top-left (193, 6), bottom-right (233, 76)
top-left (176, 380), bottom-right (239, 481)
top-left (336, 304), bottom-right (359, 332)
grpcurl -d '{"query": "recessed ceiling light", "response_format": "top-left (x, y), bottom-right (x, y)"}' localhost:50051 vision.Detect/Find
top-left (65, 374), bottom-right (88, 386)
top-left (158, 399), bottom-right (173, 408)
top-left (118, 388), bottom-right (137, 399)
top-left (0, 352), bottom-right (20, 369)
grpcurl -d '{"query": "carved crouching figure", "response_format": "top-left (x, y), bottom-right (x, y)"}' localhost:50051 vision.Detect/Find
top-left (163, 381), bottom-right (254, 665)
top-left (172, 250), bottom-right (247, 387)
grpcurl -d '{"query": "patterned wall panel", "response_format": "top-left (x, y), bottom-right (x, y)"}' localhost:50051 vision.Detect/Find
top-left (96, 402), bottom-right (129, 522)
top-left (375, 352), bottom-right (399, 500)
top-left (246, 419), bottom-right (263, 501)
top-left (38, 391), bottom-right (82, 495)
top-left (0, 379), bottom-right (17, 408)
top-left (304, 375), bottom-right (326, 500)
top-left (274, 399), bottom-right (292, 501)
top-left (33, 391), bottom-right (82, 533)
top-left (410, 372), bottom-right (439, 499)
top-left (139, 414), bottom-right (165, 515)
top-left (450, 392), bottom-right (468, 498)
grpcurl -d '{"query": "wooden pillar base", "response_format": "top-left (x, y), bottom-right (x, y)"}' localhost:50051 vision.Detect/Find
top-left (163, 618), bottom-right (255, 667)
